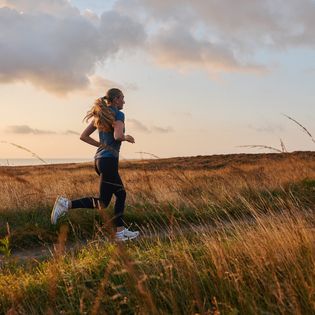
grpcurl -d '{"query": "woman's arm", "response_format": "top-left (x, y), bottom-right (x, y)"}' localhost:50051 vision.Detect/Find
top-left (113, 121), bottom-right (135, 143)
top-left (80, 120), bottom-right (100, 147)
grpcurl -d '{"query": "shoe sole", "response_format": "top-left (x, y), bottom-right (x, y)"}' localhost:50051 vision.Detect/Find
top-left (126, 233), bottom-right (140, 240)
top-left (51, 196), bottom-right (62, 225)
top-left (115, 233), bottom-right (140, 242)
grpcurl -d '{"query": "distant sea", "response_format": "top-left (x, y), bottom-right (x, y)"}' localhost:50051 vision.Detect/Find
top-left (0, 158), bottom-right (92, 166)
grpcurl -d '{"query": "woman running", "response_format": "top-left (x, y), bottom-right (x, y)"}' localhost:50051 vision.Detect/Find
top-left (51, 88), bottom-right (139, 241)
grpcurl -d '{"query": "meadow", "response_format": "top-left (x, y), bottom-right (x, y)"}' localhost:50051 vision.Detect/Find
top-left (0, 151), bottom-right (314, 314)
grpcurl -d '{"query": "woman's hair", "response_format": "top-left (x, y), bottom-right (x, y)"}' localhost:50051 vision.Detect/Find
top-left (84, 88), bottom-right (122, 132)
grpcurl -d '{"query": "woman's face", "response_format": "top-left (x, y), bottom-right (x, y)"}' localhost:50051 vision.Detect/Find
top-left (114, 93), bottom-right (125, 110)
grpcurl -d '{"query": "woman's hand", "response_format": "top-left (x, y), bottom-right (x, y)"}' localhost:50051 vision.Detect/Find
top-left (113, 121), bottom-right (135, 143)
top-left (124, 135), bottom-right (135, 143)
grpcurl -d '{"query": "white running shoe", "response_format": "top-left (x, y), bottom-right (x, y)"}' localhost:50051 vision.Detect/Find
top-left (115, 231), bottom-right (129, 242)
top-left (123, 228), bottom-right (140, 240)
top-left (115, 228), bottom-right (140, 242)
top-left (51, 196), bottom-right (70, 224)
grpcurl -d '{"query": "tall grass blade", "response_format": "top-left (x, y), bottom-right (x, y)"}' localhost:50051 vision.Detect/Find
top-left (282, 113), bottom-right (315, 144)
top-left (238, 144), bottom-right (282, 153)
top-left (0, 141), bottom-right (47, 164)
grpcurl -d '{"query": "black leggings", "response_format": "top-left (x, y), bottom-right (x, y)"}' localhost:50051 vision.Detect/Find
top-left (71, 157), bottom-right (126, 227)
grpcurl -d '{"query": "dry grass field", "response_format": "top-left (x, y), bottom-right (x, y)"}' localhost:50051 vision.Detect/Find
top-left (0, 151), bottom-right (314, 314)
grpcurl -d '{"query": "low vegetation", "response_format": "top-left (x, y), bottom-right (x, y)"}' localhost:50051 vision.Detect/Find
top-left (0, 151), bottom-right (314, 314)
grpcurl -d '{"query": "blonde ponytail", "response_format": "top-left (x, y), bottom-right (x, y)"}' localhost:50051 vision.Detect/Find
top-left (84, 97), bottom-right (115, 132)
top-left (84, 88), bottom-right (122, 132)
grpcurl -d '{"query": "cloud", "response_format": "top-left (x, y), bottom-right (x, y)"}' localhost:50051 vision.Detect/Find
top-left (1, 0), bottom-right (315, 92)
top-left (64, 130), bottom-right (80, 136)
top-left (128, 119), bottom-right (174, 133)
top-left (75, 75), bottom-right (138, 98)
top-left (5, 125), bottom-right (81, 135)
top-left (128, 119), bottom-right (151, 133)
top-left (149, 25), bottom-right (265, 74)
top-left (5, 122), bottom-right (173, 136)
top-left (80, 75), bottom-right (123, 97)
top-left (6, 125), bottom-right (55, 135)
top-left (115, 0), bottom-right (315, 73)
top-left (0, 0), bottom-right (79, 16)
top-left (152, 126), bottom-right (174, 133)
top-left (0, 1), bottom-right (146, 95)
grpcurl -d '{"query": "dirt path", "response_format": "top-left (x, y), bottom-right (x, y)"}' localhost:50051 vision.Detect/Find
top-left (0, 219), bottom-right (257, 263)
top-left (4, 213), bottom-right (314, 263)
top-left (0, 240), bottom-right (89, 263)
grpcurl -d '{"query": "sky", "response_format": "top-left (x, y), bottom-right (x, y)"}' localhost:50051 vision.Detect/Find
top-left (0, 0), bottom-right (314, 161)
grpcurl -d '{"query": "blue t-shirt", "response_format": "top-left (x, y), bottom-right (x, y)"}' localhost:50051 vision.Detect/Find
top-left (94, 106), bottom-right (125, 159)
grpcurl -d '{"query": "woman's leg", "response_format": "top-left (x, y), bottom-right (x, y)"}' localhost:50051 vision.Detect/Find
top-left (96, 158), bottom-right (126, 230)
top-left (71, 197), bottom-right (96, 209)
top-left (112, 173), bottom-right (126, 228)
top-left (70, 161), bottom-right (100, 209)
top-left (70, 158), bottom-right (123, 213)
top-left (52, 158), bottom-right (138, 238)
top-left (51, 158), bottom-right (125, 226)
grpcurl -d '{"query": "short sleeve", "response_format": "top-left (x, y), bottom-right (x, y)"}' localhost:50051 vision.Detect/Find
top-left (116, 111), bottom-right (125, 122)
